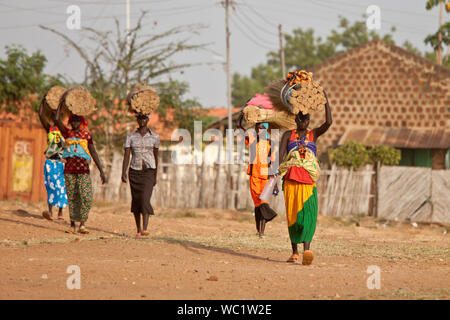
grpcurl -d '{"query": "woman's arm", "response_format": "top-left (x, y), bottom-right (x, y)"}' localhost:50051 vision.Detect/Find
top-left (88, 143), bottom-right (107, 184)
top-left (153, 147), bottom-right (159, 185)
top-left (38, 99), bottom-right (51, 132)
top-left (122, 148), bottom-right (131, 183)
top-left (313, 90), bottom-right (332, 140)
top-left (55, 102), bottom-right (68, 135)
top-left (279, 130), bottom-right (291, 163)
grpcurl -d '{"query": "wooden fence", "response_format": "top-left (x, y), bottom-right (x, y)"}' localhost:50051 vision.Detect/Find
top-left (148, 163), bottom-right (374, 217)
top-left (91, 155), bottom-right (449, 223)
top-left (377, 166), bottom-right (450, 223)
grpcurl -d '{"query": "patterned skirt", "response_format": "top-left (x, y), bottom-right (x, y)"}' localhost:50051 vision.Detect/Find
top-left (44, 159), bottom-right (68, 208)
top-left (64, 173), bottom-right (93, 222)
top-left (283, 180), bottom-right (318, 243)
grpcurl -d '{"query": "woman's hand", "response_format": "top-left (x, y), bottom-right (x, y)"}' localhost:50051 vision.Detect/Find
top-left (273, 182), bottom-right (279, 197)
top-left (121, 172), bottom-right (127, 183)
top-left (100, 171), bottom-right (107, 184)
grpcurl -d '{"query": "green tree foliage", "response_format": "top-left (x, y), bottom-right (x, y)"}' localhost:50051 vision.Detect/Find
top-left (0, 45), bottom-right (62, 113)
top-left (231, 16), bottom-right (396, 108)
top-left (369, 145), bottom-right (401, 166)
top-left (331, 140), bottom-right (370, 170)
top-left (331, 141), bottom-right (401, 169)
top-left (40, 11), bottom-right (207, 185)
top-left (425, 0), bottom-right (449, 65)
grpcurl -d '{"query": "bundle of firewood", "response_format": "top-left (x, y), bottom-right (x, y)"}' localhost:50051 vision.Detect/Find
top-left (40, 85), bottom-right (68, 124)
top-left (289, 81), bottom-right (327, 115)
top-left (45, 86), bottom-right (67, 110)
top-left (127, 85), bottom-right (160, 115)
top-left (60, 86), bottom-right (96, 116)
top-left (266, 70), bottom-right (326, 116)
top-left (243, 105), bottom-right (296, 129)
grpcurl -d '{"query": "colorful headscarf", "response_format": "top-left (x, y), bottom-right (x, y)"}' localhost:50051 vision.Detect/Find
top-left (284, 70), bottom-right (312, 86)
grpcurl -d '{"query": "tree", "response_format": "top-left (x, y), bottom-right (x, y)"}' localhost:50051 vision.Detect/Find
top-left (369, 145), bottom-right (401, 166)
top-left (425, 0), bottom-right (449, 65)
top-left (0, 45), bottom-right (61, 114)
top-left (40, 11), bottom-right (207, 188)
top-left (330, 140), bottom-right (370, 170)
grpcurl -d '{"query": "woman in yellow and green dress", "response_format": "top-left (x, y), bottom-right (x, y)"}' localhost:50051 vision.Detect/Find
top-left (278, 91), bottom-right (332, 265)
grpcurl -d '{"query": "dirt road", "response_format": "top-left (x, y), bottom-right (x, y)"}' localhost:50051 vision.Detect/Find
top-left (0, 201), bottom-right (448, 300)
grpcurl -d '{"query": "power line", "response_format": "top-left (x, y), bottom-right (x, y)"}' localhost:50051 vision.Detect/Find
top-left (230, 14), bottom-right (274, 51)
top-left (240, 2), bottom-right (277, 28)
top-left (236, 5), bottom-right (278, 37)
top-left (233, 10), bottom-right (277, 43)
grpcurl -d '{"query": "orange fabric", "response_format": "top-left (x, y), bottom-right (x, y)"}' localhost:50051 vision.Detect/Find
top-left (245, 135), bottom-right (271, 179)
top-left (250, 176), bottom-right (269, 207)
top-left (285, 130), bottom-right (314, 184)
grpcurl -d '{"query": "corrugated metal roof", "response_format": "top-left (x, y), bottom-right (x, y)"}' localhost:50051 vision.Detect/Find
top-left (338, 127), bottom-right (450, 149)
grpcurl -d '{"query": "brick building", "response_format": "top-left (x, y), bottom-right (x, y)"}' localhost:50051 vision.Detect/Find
top-left (309, 39), bottom-right (450, 169)
top-left (210, 40), bottom-right (450, 169)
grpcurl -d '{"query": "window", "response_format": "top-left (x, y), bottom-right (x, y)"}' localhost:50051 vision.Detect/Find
top-left (399, 149), bottom-right (432, 167)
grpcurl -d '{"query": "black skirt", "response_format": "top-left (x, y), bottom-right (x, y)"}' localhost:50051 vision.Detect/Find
top-left (129, 168), bottom-right (156, 215)
top-left (255, 203), bottom-right (277, 222)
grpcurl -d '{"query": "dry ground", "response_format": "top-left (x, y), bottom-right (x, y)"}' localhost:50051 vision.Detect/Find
top-left (0, 200), bottom-right (449, 300)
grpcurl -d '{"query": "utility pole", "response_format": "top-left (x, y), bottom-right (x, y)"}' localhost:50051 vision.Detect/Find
top-left (224, 0), bottom-right (234, 209)
top-left (279, 24), bottom-right (286, 77)
top-left (225, 0), bottom-right (232, 133)
top-left (126, 0), bottom-right (131, 53)
top-left (435, 1), bottom-right (444, 65)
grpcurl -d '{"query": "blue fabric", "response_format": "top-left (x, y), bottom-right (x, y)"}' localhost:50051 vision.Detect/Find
top-left (261, 122), bottom-right (270, 139)
top-left (44, 159), bottom-right (68, 208)
top-left (287, 137), bottom-right (317, 156)
top-left (62, 138), bottom-right (91, 161)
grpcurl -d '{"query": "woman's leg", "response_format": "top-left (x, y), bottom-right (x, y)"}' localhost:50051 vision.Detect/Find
top-left (58, 207), bottom-right (63, 218)
top-left (65, 174), bottom-right (78, 226)
top-left (303, 242), bottom-right (311, 251)
top-left (133, 212), bottom-right (141, 235)
top-left (259, 219), bottom-right (267, 236)
top-left (142, 213), bottom-right (149, 232)
top-left (78, 174), bottom-right (93, 224)
top-left (254, 207), bottom-right (261, 234)
top-left (291, 242), bottom-right (299, 255)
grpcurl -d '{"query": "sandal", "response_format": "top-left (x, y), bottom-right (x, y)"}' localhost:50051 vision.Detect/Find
top-left (57, 216), bottom-right (65, 221)
top-left (302, 250), bottom-right (314, 265)
top-left (42, 211), bottom-right (53, 221)
top-left (287, 253), bottom-right (299, 263)
top-left (65, 228), bottom-right (76, 234)
top-left (78, 226), bottom-right (90, 234)
top-left (141, 231), bottom-right (149, 236)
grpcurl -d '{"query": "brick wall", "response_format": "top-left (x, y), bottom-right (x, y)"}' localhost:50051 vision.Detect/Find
top-left (308, 40), bottom-right (450, 152)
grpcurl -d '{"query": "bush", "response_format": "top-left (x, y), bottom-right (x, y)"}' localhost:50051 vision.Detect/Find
top-left (331, 140), bottom-right (370, 170)
top-left (331, 141), bottom-right (401, 169)
top-left (369, 145), bottom-right (401, 166)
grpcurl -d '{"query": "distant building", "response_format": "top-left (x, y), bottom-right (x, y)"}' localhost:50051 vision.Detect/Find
top-left (209, 40), bottom-right (450, 169)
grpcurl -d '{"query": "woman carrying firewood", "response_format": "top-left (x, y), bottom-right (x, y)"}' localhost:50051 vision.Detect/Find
top-left (38, 87), bottom-right (68, 221)
top-left (278, 89), bottom-right (332, 265)
top-left (237, 108), bottom-right (278, 238)
top-left (55, 107), bottom-right (107, 234)
top-left (122, 85), bottom-right (160, 237)
top-left (121, 113), bottom-right (160, 237)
